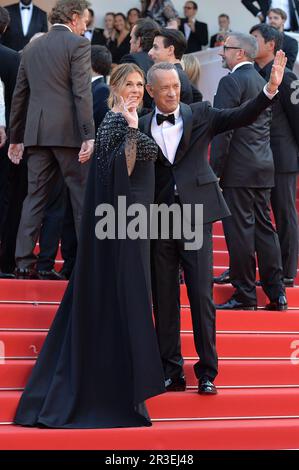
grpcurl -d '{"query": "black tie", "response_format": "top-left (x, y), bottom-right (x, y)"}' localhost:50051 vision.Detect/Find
top-left (156, 113), bottom-right (175, 126)
top-left (21, 6), bottom-right (30, 10)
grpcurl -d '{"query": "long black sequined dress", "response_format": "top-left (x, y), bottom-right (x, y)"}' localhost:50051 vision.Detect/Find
top-left (14, 112), bottom-right (165, 429)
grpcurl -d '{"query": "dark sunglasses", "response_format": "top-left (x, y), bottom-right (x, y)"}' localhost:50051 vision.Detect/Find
top-left (223, 46), bottom-right (242, 52)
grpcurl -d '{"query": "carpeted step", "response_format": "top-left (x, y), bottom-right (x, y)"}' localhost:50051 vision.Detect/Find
top-left (1, 304), bottom-right (299, 332)
top-left (1, 280), bottom-right (298, 307)
top-left (1, 359), bottom-right (298, 389)
top-left (1, 330), bottom-right (298, 359)
top-left (1, 388), bottom-right (299, 424)
top-left (0, 419), bottom-right (299, 450)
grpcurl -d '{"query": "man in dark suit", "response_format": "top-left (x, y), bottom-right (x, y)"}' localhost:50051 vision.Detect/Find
top-left (242, 0), bottom-right (299, 30)
top-left (1, 1), bottom-right (48, 51)
top-left (179, 1), bottom-right (208, 52)
top-left (139, 55), bottom-right (286, 394)
top-left (252, 23), bottom-right (299, 286)
top-left (268, 8), bottom-right (298, 69)
top-left (148, 28), bottom-right (202, 104)
top-left (91, 45), bottom-right (111, 131)
top-left (211, 32), bottom-right (287, 310)
top-left (8, 0), bottom-right (94, 279)
top-left (0, 6), bottom-right (21, 278)
top-left (121, 18), bottom-right (159, 110)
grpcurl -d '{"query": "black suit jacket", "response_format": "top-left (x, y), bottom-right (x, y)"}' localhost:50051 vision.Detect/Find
top-left (282, 33), bottom-right (298, 70)
top-left (139, 90), bottom-right (275, 224)
top-left (210, 64), bottom-right (274, 188)
top-left (92, 77), bottom-right (109, 132)
top-left (179, 18), bottom-right (208, 53)
top-left (1, 3), bottom-right (48, 51)
top-left (120, 51), bottom-right (154, 109)
top-left (242, 0), bottom-right (299, 30)
top-left (0, 43), bottom-right (20, 126)
top-left (256, 61), bottom-right (299, 173)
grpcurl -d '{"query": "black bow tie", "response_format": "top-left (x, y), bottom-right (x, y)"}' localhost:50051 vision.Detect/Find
top-left (156, 113), bottom-right (175, 126)
top-left (21, 6), bottom-right (30, 10)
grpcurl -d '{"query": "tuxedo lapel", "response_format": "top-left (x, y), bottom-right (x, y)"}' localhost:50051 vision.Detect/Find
top-left (14, 5), bottom-right (24, 38)
top-left (173, 103), bottom-right (193, 165)
top-left (27, 6), bottom-right (39, 38)
top-left (142, 111), bottom-right (172, 166)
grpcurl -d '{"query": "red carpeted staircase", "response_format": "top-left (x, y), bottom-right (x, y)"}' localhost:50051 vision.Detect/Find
top-left (0, 217), bottom-right (299, 449)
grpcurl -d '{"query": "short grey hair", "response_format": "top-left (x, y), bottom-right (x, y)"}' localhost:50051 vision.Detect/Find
top-left (228, 32), bottom-right (258, 60)
top-left (147, 62), bottom-right (179, 86)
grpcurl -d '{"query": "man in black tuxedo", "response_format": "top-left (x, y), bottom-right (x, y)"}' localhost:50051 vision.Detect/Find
top-left (179, 1), bottom-right (208, 52)
top-left (148, 28), bottom-right (202, 104)
top-left (0, 6), bottom-right (21, 278)
top-left (91, 45), bottom-right (111, 131)
top-left (139, 55), bottom-right (287, 394)
top-left (1, 1), bottom-right (48, 52)
top-left (242, 0), bottom-right (299, 30)
top-left (211, 32), bottom-right (287, 310)
top-left (268, 8), bottom-right (298, 69)
top-left (121, 18), bottom-right (159, 110)
top-left (251, 23), bottom-right (299, 286)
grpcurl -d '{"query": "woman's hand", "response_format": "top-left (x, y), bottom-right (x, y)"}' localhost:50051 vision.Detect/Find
top-left (117, 96), bottom-right (139, 129)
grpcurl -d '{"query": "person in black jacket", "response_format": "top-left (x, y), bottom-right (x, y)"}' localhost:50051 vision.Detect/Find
top-left (148, 28), bottom-right (202, 103)
top-left (91, 45), bottom-right (111, 131)
top-left (251, 23), bottom-right (299, 286)
top-left (179, 1), bottom-right (208, 52)
top-left (1, 1), bottom-right (48, 52)
top-left (210, 13), bottom-right (231, 48)
top-left (140, 54), bottom-right (287, 394)
top-left (121, 18), bottom-right (160, 109)
top-left (241, 0), bottom-right (299, 31)
top-left (211, 32), bottom-right (287, 311)
top-left (0, 6), bottom-right (21, 278)
top-left (267, 8), bottom-right (298, 70)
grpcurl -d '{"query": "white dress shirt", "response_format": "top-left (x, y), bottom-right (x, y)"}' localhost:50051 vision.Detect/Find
top-left (19, 1), bottom-right (33, 37)
top-left (151, 106), bottom-right (183, 165)
top-left (0, 81), bottom-right (5, 128)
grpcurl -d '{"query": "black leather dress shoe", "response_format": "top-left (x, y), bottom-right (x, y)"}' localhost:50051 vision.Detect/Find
top-left (0, 272), bottom-right (15, 279)
top-left (165, 376), bottom-right (186, 392)
top-left (283, 277), bottom-right (294, 288)
top-left (15, 268), bottom-right (39, 280)
top-left (257, 278), bottom-right (294, 288)
top-left (265, 295), bottom-right (288, 311)
top-left (213, 269), bottom-right (231, 284)
top-left (38, 269), bottom-right (64, 280)
top-left (216, 297), bottom-right (257, 310)
top-left (59, 269), bottom-right (72, 280)
top-left (198, 377), bottom-right (217, 395)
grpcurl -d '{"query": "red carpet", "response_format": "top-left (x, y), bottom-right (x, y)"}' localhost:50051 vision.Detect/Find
top-left (0, 217), bottom-right (299, 449)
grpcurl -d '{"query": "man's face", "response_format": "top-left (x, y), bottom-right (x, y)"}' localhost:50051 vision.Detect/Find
top-left (21, 0), bottom-right (32, 5)
top-left (148, 36), bottom-right (171, 63)
top-left (251, 29), bottom-right (273, 60)
top-left (72, 8), bottom-right (89, 36)
top-left (130, 25), bottom-right (140, 53)
top-left (184, 2), bottom-right (196, 19)
top-left (268, 11), bottom-right (285, 32)
top-left (219, 16), bottom-right (230, 31)
top-left (219, 36), bottom-right (243, 70)
top-left (146, 69), bottom-right (181, 113)
top-left (86, 10), bottom-right (94, 29)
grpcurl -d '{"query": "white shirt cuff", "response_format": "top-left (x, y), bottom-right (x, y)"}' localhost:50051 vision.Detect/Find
top-left (263, 84), bottom-right (279, 100)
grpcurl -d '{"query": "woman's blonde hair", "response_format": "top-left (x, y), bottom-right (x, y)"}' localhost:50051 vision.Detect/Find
top-left (181, 54), bottom-right (201, 86)
top-left (107, 63), bottom-right (145, 109)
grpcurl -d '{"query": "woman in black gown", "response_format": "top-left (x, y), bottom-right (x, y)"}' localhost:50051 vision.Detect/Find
top-left (14, 63), bottom-right (165, 429)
